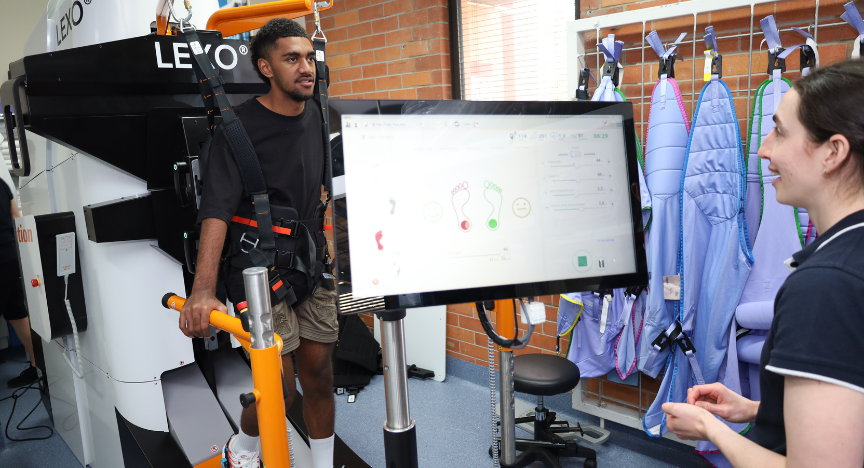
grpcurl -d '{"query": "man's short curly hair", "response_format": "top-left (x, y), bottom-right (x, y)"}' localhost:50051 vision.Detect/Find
top-left (250, 18), bottom-right (310, 83)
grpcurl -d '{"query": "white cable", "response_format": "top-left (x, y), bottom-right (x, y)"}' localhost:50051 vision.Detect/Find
top-left (488, 338), bottom-right (500, 468)
top-left (63, 276), bottom-right (84, 379)
top-left (287, 425), bottom-right (296, 467)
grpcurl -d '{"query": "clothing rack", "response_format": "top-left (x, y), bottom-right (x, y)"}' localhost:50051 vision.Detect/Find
top-left (565, 0), bottom-right (859, 441)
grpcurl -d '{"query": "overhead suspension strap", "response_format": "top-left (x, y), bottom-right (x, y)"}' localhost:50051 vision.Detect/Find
top-left (703, 26), bottom-right (722, 81)
top-left (311, 3), bottom-right (332, 194)
top-left (646, 31), bottom-right (686, 110)
top-left (310, 0), bottom-right (335, 277)
top-left (591, 34), bottom-right (624, 102)
top-left (597, 34), bottom-right (624, 86)
top-left (646, 31), bottom-right (686, 79)
top-left (841, 1), bottom-right (864, 59)
top-left (760, 16), bottom-right (785, 114)
top-left (575, 67), bottom-right (597, 101)
top-left (778, 28), bottom-right (819, 77)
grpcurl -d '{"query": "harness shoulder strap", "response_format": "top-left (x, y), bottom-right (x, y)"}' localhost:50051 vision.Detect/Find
top-left (181, 30), bottom-right (276, 254)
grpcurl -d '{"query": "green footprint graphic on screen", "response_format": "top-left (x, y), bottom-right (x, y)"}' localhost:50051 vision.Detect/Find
top-left (484, 181), bottom-right (502, 231)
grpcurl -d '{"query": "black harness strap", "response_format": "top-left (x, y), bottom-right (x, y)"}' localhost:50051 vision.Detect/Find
top-left (312, 38), bottom-right (333, 194)
top-left (312, 38), bottom-right (335, 275)
top-left (182, 30), bottom-right (277, 260)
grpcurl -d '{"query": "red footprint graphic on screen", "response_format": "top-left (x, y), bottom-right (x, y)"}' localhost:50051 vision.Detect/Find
top-left (375, 231), bottom-right (384, 250)
top-left (451, 182), bottom-right (472, 233)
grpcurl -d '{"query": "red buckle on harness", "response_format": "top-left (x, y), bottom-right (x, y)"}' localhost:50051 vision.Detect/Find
top-left (232, 216), bottom-right (293, 236)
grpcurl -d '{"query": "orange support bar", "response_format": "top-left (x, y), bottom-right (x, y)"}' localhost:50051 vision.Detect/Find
top-left (163, 293), bottom-right (289, 466)
top-left (249, 344), bottom-right (291, 467)
top-left (206, 0), bottom-right (331, 38)
top-left (493, 299), bottom-right (517, 352)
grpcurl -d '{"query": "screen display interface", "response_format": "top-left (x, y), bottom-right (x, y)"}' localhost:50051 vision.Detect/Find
top-left (341, 113), bottom-right (637, 299)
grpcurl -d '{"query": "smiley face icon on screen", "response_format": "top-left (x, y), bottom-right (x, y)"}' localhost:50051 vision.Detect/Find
top-left (512, 198), bottom-right (531, 218)
top-left (423, 202), bottom-right (443, 222)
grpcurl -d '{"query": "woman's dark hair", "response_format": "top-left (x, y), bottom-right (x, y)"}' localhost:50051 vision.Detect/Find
top-left (795, 59), bottom-right (864, 189)
top-left (250, 18), bottom-right (310, 83)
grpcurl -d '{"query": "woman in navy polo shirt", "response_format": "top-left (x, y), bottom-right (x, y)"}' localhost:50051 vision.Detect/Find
top-left (662, 59), bottom-right (864, 467)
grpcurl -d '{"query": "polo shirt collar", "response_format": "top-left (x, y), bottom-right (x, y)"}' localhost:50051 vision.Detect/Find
top-left (790, 209), bottom-right (864, 268)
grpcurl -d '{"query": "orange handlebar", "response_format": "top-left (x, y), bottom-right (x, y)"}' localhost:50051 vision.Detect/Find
top-left (206, 0), bottom-right (322, 38)
top-left (162, 292), bottom-right (290, 467)
top-left (162, 293), bottom-right (251, 343)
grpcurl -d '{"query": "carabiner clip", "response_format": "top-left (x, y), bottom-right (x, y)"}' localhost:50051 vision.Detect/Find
top-left (311, 0), bottom-right (331, 42)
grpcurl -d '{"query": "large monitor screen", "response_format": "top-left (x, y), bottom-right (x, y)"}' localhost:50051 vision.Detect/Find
top-left (329, 100), bottom-right (647, 312)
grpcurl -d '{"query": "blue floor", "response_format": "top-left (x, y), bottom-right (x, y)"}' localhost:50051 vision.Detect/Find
top-left (329, 356), bottom-right (709, 468)
top-left (0, 346), bottom-right (81, 468)
top-left (0, 345), bottom-right (709, 467)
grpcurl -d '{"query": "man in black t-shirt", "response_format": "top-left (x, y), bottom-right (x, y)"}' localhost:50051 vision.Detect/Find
top-left (0, 179), bottom-right (39, 388)
top-left (179, 19), bottom-right (337, 468)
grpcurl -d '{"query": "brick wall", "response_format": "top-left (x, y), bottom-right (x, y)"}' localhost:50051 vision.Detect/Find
top-left (308, 0), bottom-right (452, 100)
top-left (316, 0), bottom-right (864, 413)
top-left (449, 0), bottom-right (861, 414)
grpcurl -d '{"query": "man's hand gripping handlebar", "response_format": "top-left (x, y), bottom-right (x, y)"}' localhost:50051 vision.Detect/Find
top-left (162, 293), bottom-right (252, 346)
top-left (173, 292), bottom-right (229, 338)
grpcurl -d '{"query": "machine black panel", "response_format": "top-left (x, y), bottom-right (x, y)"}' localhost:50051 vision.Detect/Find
top-left (33, 212), bottom-right (87, 339)
top-left (83, 196), bottom-right (157, 243)
top-left (33, 114), bottom-right (149, 179)
top-left (116, 409), bottom-right (191, 468)
top-left (150, 188), bottom-right (198, 267)
top-left (4, 32), bottom-right (268, 180)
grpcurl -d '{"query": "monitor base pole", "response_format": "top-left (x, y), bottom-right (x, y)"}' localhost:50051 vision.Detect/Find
top-left (376, 309), bottom-right (418, 468)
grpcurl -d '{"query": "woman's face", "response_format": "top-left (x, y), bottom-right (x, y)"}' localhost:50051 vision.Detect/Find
top-left (758, 89), bottom-right (824, 209)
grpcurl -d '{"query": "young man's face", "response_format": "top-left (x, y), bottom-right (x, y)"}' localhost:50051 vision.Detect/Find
top-left (259, 36), bottom-right (316, 102)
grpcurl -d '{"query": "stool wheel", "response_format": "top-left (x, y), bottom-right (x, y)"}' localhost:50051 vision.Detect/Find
top-left (584, 458), bottom-right (597, 468)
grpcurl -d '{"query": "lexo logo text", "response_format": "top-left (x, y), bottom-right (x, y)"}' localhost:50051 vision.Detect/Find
top-left (155, 42), bottom-right (239, 71)
top-left (17, 226), bottom-right (33, 243)
top-left (56, 1), bottom-right (85, 47)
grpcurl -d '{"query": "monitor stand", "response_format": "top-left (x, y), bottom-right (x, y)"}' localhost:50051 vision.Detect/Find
top-left (375, 309), bottom-right (419, 468)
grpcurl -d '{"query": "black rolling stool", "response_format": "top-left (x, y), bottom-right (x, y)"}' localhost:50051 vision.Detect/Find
top-left (507, 353), bottom-right (597, 468)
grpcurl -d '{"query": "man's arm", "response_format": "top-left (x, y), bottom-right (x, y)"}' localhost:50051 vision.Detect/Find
top-left (178, 217), bottom-right (229, 338)
top-left (11, 200), bottom-right (20, 219)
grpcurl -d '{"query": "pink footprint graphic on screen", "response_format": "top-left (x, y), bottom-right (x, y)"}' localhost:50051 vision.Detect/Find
top-left (451, 182), bottom-right (472, 233)
top-left (375, 231), bottom-right (384, 250)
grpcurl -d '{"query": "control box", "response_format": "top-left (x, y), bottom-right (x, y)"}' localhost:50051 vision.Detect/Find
top-left (16, 212), bottom-right (87, 341)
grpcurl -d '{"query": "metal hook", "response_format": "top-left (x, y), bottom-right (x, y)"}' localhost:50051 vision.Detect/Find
top-left (311, 0), bottom-right (330, 42)
top-left (167, 0), bottom-right (193, 33)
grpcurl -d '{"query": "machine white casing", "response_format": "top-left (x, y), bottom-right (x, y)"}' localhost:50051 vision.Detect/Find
top-left (14, 216), bottom-right (50, 339)
top-left (14, 1), bottom-right (229, 466)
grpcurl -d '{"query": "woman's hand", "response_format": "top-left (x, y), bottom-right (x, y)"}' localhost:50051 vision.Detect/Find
top-left (663, 402), bottom-right (725, 441)
top-left (687, 382), bottom-right (760, 423)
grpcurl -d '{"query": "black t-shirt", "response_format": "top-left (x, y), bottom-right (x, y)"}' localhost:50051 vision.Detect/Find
top-left (197, 97), bottom-right (325, 302)
top-left (197, 97), bottom-right (324, 225)
top-left (749, 209), bottom-right (864, 455)
top-left (0, 179), bottom-right (17, 264)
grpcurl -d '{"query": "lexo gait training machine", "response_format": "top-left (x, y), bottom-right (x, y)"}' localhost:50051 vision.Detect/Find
top-left (2, 1), bottom-right (372, 467)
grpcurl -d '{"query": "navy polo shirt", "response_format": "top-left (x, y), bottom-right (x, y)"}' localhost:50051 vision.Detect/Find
top-left (748, 209), bottom-right (864, 454)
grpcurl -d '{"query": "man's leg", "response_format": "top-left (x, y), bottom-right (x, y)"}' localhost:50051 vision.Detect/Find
top-left (239, 352), bottom-right (298, 437)
top-left (295, 337), bottom-right (335, 438)
top-left (8, 316), bottom-right (36, 367)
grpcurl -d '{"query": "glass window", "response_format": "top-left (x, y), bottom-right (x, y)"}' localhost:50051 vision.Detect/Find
top-left (457, 0), bottom-right (576, 101)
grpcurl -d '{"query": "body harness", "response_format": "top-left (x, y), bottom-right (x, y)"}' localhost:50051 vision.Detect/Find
top-left (178, 6), bottom-right (335, 307)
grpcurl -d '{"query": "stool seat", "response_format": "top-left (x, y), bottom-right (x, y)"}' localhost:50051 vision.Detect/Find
top-left (513, 354), bottom-right (581, 396)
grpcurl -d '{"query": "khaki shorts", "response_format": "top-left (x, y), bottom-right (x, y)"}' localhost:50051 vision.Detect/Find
top-left (272, 287), bottom-right (338, 355)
